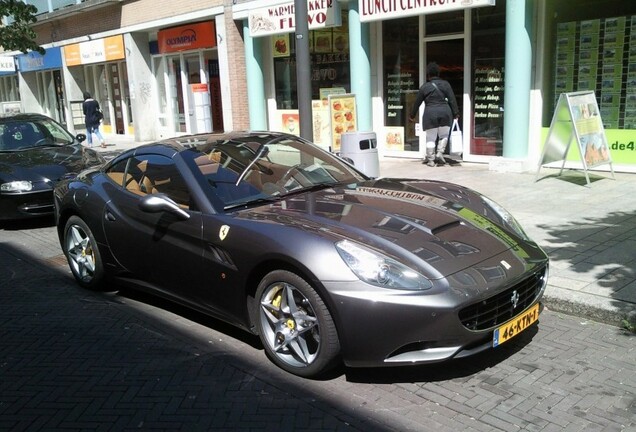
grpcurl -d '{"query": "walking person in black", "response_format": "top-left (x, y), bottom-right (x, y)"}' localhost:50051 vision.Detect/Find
top-left (82, 91), bottom-right (106, 148)
top-left (409, 62), bottom-right (459, 166)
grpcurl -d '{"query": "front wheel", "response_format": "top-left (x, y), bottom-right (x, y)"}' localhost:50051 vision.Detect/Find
top-left (256, 270), bottom-right (340, 378)
top-left (63, 215), bottom-right (106, 291)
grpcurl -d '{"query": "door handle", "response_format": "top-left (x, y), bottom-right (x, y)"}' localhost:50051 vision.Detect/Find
top-left (105, 211), bottom-right (116, 222)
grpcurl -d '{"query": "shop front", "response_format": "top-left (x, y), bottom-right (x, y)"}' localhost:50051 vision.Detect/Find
top-left (542, 0), bottom-right (636, 171)
top-left (371, 1), bottom-right (505, 161)
top-left (238, 0), bottom-right (502, 159)
top-left (0, 56), bottom-right (20, 114)
top-left (244, 0), bottom-right (349, 150)
top-left (151, 21), bottom-right (223, 138)
top-left (237, 0), bottom-right (636, 171)
top-left (16, 47), bottom-right (66, 125)
top-left (63, 35), bottom-right (131, 136)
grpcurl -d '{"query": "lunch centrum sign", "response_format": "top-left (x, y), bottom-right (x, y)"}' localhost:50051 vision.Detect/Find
top-left (358, 0), bottom-right (495, 22)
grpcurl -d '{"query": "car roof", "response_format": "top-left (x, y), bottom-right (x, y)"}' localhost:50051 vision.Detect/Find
top-left (132, 131), bottom-right (300, 155)
top-left (106, 131), bottom-right (302, 166)
top-left (158, 131), bottom-right (296, 148)
top-left (0, 113), bottom-right (53, 123)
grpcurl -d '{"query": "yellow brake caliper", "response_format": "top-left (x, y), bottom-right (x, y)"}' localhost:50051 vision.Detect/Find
top-left (272, 292), bottom-right (295, 330)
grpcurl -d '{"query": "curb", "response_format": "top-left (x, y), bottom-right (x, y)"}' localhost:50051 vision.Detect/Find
top-left (542, 285), bottom-right (633, 328)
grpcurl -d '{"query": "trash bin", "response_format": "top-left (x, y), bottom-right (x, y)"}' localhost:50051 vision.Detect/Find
top-left (340, 131), bottom-right (380, 178)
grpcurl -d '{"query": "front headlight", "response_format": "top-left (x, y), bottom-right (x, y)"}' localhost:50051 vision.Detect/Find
top-left (335, 240), bottom-right (432, 291)
top-left (481, 196), bottom-right (528, 240)
top-left (1, 180), bottom-right (33, 192)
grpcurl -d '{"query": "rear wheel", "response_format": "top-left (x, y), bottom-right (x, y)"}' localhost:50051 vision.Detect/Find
top-left (256, 270), bottom-right (340, 378)
top-left (63, 215), bottom-right (106, 290)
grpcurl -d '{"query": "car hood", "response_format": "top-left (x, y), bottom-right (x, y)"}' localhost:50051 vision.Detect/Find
top-left (0, 145), bottom-right (103, 184)
top-left (241, 178), bottom-right (538, 278)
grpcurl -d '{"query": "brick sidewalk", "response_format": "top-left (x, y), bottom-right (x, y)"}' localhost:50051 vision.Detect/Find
top-left (1, 228), bottom-right (634, 431)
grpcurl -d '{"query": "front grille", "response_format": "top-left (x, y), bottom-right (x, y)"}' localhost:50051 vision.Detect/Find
top-left (459, 266), bottom-right (547, 331)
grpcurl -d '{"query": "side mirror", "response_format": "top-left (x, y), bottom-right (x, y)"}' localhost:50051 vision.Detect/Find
top-left (139, 194), bottom-right (190, 220)
top-left (76, 133), bottom-right (87, 143)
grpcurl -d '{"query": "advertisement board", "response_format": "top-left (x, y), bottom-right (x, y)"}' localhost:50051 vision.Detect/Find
top-left (537, 91), bottom-right (614, 185)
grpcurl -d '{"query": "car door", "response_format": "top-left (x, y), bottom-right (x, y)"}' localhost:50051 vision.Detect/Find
top-left (102, 153), bottom-right (207, 303)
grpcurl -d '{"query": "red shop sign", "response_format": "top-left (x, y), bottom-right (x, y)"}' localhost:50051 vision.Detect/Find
top-left (158, 21), bottom-right (216, 54)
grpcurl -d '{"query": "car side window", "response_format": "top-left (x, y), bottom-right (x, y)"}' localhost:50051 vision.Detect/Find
top-left (111, 155), bottom-right (193, 209)
top-left (105, 159), bottom-right (128, 187)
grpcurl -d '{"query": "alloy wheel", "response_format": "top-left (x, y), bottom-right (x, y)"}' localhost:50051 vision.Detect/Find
top-left (259, 281), bottom-right (320, 368)
top-left (66, 223), bottom-right (96, 283)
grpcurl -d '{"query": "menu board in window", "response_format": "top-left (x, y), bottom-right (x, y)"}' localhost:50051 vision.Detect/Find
top-left (473, 58), bottom-right (504, 151)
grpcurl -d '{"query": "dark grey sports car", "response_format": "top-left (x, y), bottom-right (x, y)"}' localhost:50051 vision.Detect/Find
top-left (54, 131), bottom-right (548, 377)
top-left (0, 113), bottom-right (104, 221)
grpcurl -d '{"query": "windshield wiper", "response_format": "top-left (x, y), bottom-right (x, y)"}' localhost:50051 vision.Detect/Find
top-left (224, 195), bottom-right (282, 210)
top-left (279, 181), bottom-right (343, 198)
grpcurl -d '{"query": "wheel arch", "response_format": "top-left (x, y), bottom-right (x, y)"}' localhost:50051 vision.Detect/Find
top-left (56, 207), bottom-right (79, 243)
top-left (244, 258), bottom-right (342, 340)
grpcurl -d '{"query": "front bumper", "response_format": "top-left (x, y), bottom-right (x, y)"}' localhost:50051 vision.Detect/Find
top-left (322, 260), bottom-right (548, 368)
top-left (0, 190), bottom-right (54, 220)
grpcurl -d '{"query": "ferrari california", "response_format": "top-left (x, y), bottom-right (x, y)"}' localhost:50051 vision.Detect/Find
top-left (54, 131), bottom-right (548, 377)
top-left (0, 113), bottom-right (104, 221)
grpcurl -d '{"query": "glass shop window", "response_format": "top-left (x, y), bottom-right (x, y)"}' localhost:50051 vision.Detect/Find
top-left (273, 12), bottom-right (351, 109)
top-left (382, 17), bottom-right (420, 152)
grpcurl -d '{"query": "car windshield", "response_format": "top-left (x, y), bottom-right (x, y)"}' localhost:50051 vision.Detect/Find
top-left (0, 118), bottom-right (75, 151)
top-left (189, 134), bottom-right (367, 210)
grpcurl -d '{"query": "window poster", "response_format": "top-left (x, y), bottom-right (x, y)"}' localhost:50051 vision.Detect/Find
top-left (272, 111), bottom-right (300, 136)
top-left (626, 19), bottom-right (636, 129)
top-left (272, 34), bottom-right (290, 58)
top-left (555, 21), bottom-right (576, 99)
top-left (319, 87), bottom-right (346, 107)
top-left (328, 93), bottom-right (356, 152)
top-left (554, 15), bottom-right (634, 130)
top-left (281, 112), bottom-right (300, 135)
top-left (600, 17), bottom-right (626, 128)
top-left (577, 20), bottom-right (599, 91)
top-left (383, 127), bottom-right (404, 151)
top-left (311, 100), bottom-right (331, 149)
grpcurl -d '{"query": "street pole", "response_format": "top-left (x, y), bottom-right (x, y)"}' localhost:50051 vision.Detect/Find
top-left (294, 0), bottom-right (312, 141)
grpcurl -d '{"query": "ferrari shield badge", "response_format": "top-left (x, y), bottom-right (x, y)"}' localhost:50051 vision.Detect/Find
top-left (219, 225), bottom-right (230, 241)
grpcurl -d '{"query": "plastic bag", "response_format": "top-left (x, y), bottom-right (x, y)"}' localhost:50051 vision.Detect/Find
top-left (449, 119), bottom-right (462, 156)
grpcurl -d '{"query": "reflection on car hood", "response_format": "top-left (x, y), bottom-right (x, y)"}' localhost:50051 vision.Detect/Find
top-left (240, 178), bottom-right (535, 278)
top-left (0, 144), bottom-right (103, 184)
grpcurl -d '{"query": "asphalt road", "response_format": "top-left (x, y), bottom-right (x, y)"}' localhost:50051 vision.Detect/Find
top-left (1, 219), bottom-right (635, 431)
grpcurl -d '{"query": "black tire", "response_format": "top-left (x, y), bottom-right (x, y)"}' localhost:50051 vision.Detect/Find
top-left (255, 270), bottom-right (340, 378)
top-left (63, 215), bottom-right (107, 291)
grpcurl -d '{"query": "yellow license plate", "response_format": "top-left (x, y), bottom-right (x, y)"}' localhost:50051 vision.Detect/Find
top-left (493, 303), bottom-right (539, 347)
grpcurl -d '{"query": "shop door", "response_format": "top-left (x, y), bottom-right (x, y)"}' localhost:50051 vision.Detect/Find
top-left (36, 70), bottom-right (65, 124)
top-left (425, 39), bottom-right (464, 122)
top-left (109, 62), bottom-right (126, 134)
top-left (423, 39), bottom-right (464, 156)
top-left (168, 56), bottom-right (186, 133)
top-left (208, 59), bottom-right (224, 132)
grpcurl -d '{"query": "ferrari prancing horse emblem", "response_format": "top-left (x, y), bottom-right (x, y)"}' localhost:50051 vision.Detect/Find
top-left (219, 225), bottom-right (230, 241)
